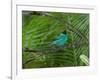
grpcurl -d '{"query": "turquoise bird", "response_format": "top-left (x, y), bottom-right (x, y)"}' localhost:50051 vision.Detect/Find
top-left (52, 31), bottom-right (68, 46)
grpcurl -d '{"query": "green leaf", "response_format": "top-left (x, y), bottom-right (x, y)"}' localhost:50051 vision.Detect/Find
top-left (80, 54), bottom-right (89, 65)
top-left (22, 11), bottom-right (89, 68)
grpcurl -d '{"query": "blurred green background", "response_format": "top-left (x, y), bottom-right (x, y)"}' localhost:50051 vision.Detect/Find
top-left (22, 11), bottom-right (89, 69)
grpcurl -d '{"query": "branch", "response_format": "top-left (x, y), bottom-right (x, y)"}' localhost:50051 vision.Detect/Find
top-left (23, 39), bottom-right (86, 54)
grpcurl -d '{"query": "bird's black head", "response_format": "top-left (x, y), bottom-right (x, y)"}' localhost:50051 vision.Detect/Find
top-left (62, 31), bottom-right (66, 34)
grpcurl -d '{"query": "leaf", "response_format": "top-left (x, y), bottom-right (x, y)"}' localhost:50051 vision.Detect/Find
top-left (80, 54), bottom-right (89, 65)
top-left (22, 11), bottom-right (89, 68)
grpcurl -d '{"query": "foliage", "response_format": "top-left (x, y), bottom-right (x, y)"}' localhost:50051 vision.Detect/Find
top-left (22, 11), bottom-right (89, 69)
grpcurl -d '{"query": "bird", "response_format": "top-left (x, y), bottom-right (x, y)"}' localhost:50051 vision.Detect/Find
top-left (51, 31), bottom-right (68, 46)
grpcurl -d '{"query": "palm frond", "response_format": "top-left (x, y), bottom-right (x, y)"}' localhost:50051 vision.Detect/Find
top-left (22, 11), bottom-right (89, 68)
